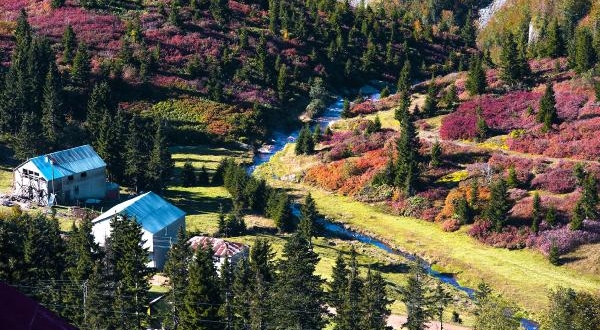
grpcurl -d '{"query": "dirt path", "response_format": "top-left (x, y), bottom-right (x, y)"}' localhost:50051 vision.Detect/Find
top-left (387, 314), bottom-right (470, 330)
top-left (418, 125), bottom-right (598, 166)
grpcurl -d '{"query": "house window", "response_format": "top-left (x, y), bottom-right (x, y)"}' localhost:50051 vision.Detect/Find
top-left (68, 175), bottom-right (73, 181)
top-left (81, 172), bottom-right (87, 178)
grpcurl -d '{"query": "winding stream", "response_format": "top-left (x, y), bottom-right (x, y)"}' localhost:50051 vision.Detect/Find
top-left (249, 83), bottom-right (538, 330)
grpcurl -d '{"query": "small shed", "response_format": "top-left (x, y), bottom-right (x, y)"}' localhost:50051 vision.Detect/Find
top-left (13, 145), bottom-right (107, 205)
top-left (188, 236), bottom-right (249, 270)
top-left (91, 192), bottom-right (186, 269)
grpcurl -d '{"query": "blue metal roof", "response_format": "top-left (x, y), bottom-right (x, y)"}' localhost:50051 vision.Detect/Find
top-left (29, 145), bottom-right (106, 180)
top-left (93, 192), bottom-right (186, 234)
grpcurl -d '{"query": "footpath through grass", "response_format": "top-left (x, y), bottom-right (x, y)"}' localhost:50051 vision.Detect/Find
top-left (256, 145), bottom-right (600, 316)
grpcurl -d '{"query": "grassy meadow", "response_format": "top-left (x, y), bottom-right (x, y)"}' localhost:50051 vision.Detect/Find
top-left (255, 145), bottom-right (600, 318)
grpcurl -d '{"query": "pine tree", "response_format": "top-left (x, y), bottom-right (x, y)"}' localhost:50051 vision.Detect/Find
top-left (71, 43), bottom-right (90, 85)
top-left (358, 269), bottom-right (391, 330)
top-left (461, 10), bottom-right (476, 47)
top-left (544, 19), bottom-right (565, 58)
top-left (466, 55), bottom-right (487, 95)
top-left (180, 245), bottom-right (222, 330)
top-left (329, 251), bottom-right (348, 311)
top-left (270, 234), bottom-right (325, 329)
top-left (430, 140), bottom-right (441, 168)
top-left (197, 165), bottom-right (210, 186)
top-left (277, 64), bottom-right (288, 101)
top-left (62, 218), bottom-right (100, 327)
top-left (506, 166), bottom-right (519, 188)
top-left (181, 162), bottom-right (196, 187)
top-left (537, 82), bottom-right (559, 132)
top-left (475, 106), bottom-right (488, 142)
top-left (572, 28), bottom-right (595, 74)
top-left (580, 174), bottom-right (599, 220)
top-left (163, 227), bottom-right (192, 330)
top-left (485, 178), bottom-right (512, 232)
top-left (231, 258), bottom-right (252, 328)
top-left (61, 24), bottom-right (77, 64)
top-left (295, 125), bottom-right (307, 155)
top-left (14, 112), bottom-right (42, 161)
top-left (546, 205), bottom-right (558, 227)
top-left (422, 78), bottom-right (437, 117)
top-left (272, 193), bottom-right (293, 232)
top-left (499, 32), bottom-right (528, 87)
top-left (335, 248), bottom-right (363, 330)
top-left (453, 194), bottom-right (472, 225)
top-left (41, 64), bottom-right (63, 150)
top-left (531, 192), bottom-right (542, 233)
top-left (474, 293), bottom-right (521, 329)
top-left (86, 81), bottom-right (112, 138)
top-left (51, 0), bottom-right (65, 8)
top-left (124, 116), bottom-right (147, 192)
top-left (394, 102), bottom-right (420, 195)
top-left (299, 193), bottom-right (319, 245)
top-left (573, 163), bottom-right (586, 187)
top-left (146, 119), bottom-right (173, 192)
top-left (395, 92), bottom-right (410, 123)
top-left (549, 241), bottom-right (560, 265)
top-left (400, 261), bottom-right (433, 330)
top-left (106, 216), bottom-right (151, 329)
top-left (432, 282), bottom-right (453, 330)
top-left (341, 98), bottom-right (351, 118)
top-left (397, 59), bottom-right (412, 93)
top-left (571, 200), bottom-right (585, 231)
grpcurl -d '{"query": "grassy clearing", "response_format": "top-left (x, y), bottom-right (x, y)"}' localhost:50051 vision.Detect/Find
top-left (165, 145), bottom-right (252, 234)
top-left (0, 166), bottom-right (12, 193)
top-left (162, 145), bottom-right (475, 326)
top-left (256, 151), bottom-right (600, 317)
top-left (436, 170), bottom-right (469, 183)
top-left (366, 109), bottom-right (397, 130)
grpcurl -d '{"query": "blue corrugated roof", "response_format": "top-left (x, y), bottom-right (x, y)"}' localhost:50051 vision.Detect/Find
top-left (93, 192), bottom-right (186, 234)
top-left (29, 145), bottom-right (106, 180)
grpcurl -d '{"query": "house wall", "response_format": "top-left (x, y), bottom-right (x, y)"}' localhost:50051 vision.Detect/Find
top-left (13, 162), bottom-right (50, 200)
top-left (51, 167), bottom-right (107, 202)
top-left (13, 163), bottom-right (107, 205)
top-left (151, 216), bottom-right (186, 269)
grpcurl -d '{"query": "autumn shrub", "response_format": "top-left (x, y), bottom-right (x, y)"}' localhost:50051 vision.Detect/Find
top-left (442, 218), bottom-right (461, 232)
top-left (350, 100), bottom-right (377, 116)
top-left (531, 167), bottom-right (577, 194)
top-left (527, 221), bottom-right (600, 254)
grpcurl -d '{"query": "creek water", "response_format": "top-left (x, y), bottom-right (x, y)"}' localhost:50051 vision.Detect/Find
top-left (248, 83), bottom-right (538, 330)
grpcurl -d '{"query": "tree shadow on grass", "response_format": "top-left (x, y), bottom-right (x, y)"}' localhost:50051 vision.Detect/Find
top-left (165, 188), bottom-right (232, 216)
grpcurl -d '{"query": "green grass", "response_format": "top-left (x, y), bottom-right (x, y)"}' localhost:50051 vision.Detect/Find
top-left (256, 150), bottom-right (600, 318)
top-left (0, 166), bottom-right (12, 193)
top-left (165, 145), bottom-right (252, 234)
top-left (436, 170), bottom-right (469, 183)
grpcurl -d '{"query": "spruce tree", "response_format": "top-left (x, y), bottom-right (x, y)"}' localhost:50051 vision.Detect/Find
top-left (298, 193), bottom-right (319, 245)
top-left (329, 251), bottom-right (349, 311)
top-left (62, 218), bottom-right (100, 327)
top-left (499, 32), bottom-right (528, 87)
top-left (580, 174), bottom-right (599, 220)
top-left (124, 116), bottom-right (147, 192)
top-left (548, 241), bottom-right (560, 265)
top-left (572, 28), bottom-right (595, 74)
top-left (397, 59), bottom-right (412, 93)
top-left (571, 200), bottom-right (585, 231)
top-left (358, 269), bottom-right (391, 330)
top-left (106, 216), bottom-right (151, 329)
top-left (180, 245), bottom-right (222, 330)
top-left (506, 166), bottom-right (519, 188)
top-left (62, 24), bottom-right (77, 64)
top-left (474, 293), bottom-right (521, 330)
top-left (544, 19), bottom-right (564, 58)
top-left (335, 249), bottom-right (363, 330)
top-left (71, 43), bottom-right (90, 85)
top-left (537, 82), bottom-right (559, 132)
top-left (270, 234), bottom-right (325, 329)
top-left (475, 106), bottom-right (488, 142)
top-left (400, 261), bottom-right (433, 330)
top-left (231, 258), bottom-right (252, 329)
top-left (430, 140), bottom-right (441, 168)
top-left (295, 125), bottom-right (307, 155)
top-left (182, 162), bottom-right (197, 187)
top-left (41, 64), bottom-right (63, 150)
top-left (466, 55), bottom-right (487, 95)
top-left (14, 112), bottom-right (42, 161)
top-left (432, 282), bottom-right (453, 330)
top-left (197, 165), bottom-right (210, 186)
top-left (531, 192), bottom-right (542, 233)
top-left (86, 81), bottom-right (112, 138)
top-left (272, 194), bottom-right (293, 232)
top-left (546, 205), bottom-right (558, 227)
top-left (341, 98), bottom-right (351, 118)
top-left (146, 119), bottom-right (173, 192)
top-left (485, 178), bottom-right (512, 232)
top-left (163, 227), bottom-right (192, 329)
top-left (394, 102), bottom-right (420, 195)
top-left (277, 64), bottom-right (288, 101)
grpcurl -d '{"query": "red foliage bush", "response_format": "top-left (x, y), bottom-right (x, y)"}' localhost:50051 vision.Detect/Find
top-left (350, 100), bottom-right (377, 116)
top-left (442, 218), bottom-right (460, 232)
top-left (530, 166), bottom-right (577, 194)
top-left (440, 91), bottom-right (540, 140)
